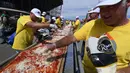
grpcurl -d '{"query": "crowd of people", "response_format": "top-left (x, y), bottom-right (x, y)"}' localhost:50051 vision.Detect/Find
top-left (11, 8), bottom-right (83, 51)
top-left (1, 0), bottom-right (130, 73)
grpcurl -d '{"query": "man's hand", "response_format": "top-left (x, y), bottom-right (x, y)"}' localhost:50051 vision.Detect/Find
top-left (43, 43), bottom-right (56, 52)
top-left (50, 24), bottom-right (58, 29)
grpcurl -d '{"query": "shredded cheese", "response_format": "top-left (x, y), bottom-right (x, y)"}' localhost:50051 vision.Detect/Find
top-left (16, 59), bottom-right (30, 71)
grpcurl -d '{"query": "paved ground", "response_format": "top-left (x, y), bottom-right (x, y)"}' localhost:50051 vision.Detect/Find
top-left (0, 28), bottom-right (17, 67)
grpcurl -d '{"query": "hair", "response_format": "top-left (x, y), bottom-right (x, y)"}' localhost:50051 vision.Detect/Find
top-left (121, 0), bottom-right (129, 14)
top-left (122, 0), bottom-right (127, 6)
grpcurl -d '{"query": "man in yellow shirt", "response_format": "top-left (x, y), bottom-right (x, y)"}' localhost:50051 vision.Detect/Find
top-left (65, 20), bottom-right (70, 25)
top-left (41, 12), bottom-right (46, 23)
top-left (12, 8), bottom-right (57, 50)
top-left (55, 16), bottom-right (64, 28)
top-left (43, 0), bottom-right (130, 73)
top-left (86, 7), bottom-right (100, 22)
top-left (73, 16), bottom-right (81, 32)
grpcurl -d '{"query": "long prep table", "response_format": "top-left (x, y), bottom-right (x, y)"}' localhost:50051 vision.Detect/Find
top-left (0, 36), bottom-right (84, 73)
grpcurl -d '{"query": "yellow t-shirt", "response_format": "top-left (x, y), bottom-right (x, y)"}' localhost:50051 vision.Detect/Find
top-left (37, 16), bottom-right (46, 23)
top-left (74, 19), bottom-right (130, 73)
top-left (55, 18), bottom-right (61, 28)
top-left (12, 15), bottom-right (44, 50)
top-left (66, 20), bottom-right (69, 25)
top-left (41, 16), bottom-right (46, 23)
top-left (73, 19), bottom-right (81, 32)
top-left (72, 21), bottom-right (75, 26)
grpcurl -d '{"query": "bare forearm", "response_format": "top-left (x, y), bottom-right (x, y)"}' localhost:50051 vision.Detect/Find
top-left (32, 23), bottom-right (50, 29)
top-left (55, 35), bottom-right (77, 48)
top-left (26, 22), bottom-right (50, 29)
top-left (117, 66), bottom-right (130, 73)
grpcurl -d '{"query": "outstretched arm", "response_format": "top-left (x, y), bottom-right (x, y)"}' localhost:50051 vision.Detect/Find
top-left (55, 35), bottom-right (77, 48)
top-left (44, 34), bottom-right (78, 50)
top-left (26, 21), bottom-right (50, 29)
top-left (116, 67), bottom-right (130, 73)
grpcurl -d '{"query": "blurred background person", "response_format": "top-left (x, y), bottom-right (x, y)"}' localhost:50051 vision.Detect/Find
top-left (55, 16), bottom-right (64, 29)
top-left (73, 16), bottom-right (81, 32)
top-left (84, 7), bottom-right (100, 23)
top-left (0, 11), bottom-right (9, 44)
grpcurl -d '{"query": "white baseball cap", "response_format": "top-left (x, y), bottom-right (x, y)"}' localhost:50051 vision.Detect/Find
top-left (42, 12), bottom-right (46, 16)
top-left (31, 8), bottom-right (42, 18)
top-left (52, 17), bottom-right (56, 21)
top-left (96, 0), bottom-right (121, 7)
top-left (76, 16), bottom-right (79, 19)
top-left (88, 7), bottom-right (100, 13)
top-left (60, 16), bottom-right (64, 19)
